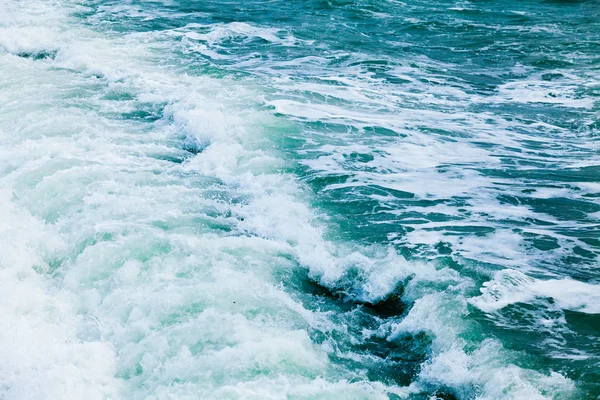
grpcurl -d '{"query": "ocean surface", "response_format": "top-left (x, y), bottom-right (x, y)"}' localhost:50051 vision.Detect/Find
top-left (0, 0), bottom-right (599, 398)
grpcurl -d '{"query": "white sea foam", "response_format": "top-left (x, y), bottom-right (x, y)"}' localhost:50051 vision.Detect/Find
top-left (181, 22), bottom-right (296, 46)
top-left (0, 189), bottom-right (122, 400)
top-left (472, 269), bottom-right (600, 314)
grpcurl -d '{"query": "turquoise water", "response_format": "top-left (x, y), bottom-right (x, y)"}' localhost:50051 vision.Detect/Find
top-left (0, 0), bottom-right (599, 398)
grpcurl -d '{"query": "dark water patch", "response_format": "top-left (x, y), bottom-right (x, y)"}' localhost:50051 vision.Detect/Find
top-left (304, 173), bottom-right (354, 192)
top-left (499, 194), bottom-right (600, 221)
top-left (278, 267), bottom-right (430, 387)
top-left (362, 290), bottom-right (406, 319)
top-left (182, 141), bottom-right (206, 155)
top-left (565, 309), bottom-right (600, 336)
top-left (14, 50), bottom-right (57, 60)
top-left (572, 245), bottom-right (596, 259)
top-left (579, 237), bottom-right (600, 248)
top-left (120, 108), bottom-right (163, 122)
top-left (523, 232), bottom-right (561, 251)
top-left (344, 151), bottom-right (374, 163)
top-left (434, 241), bottom-right (453, 255)
top-left (558, 254), bottom-right (598, 270)
top-left (148, 152), bottom-right (188, 164)
top-left (291, 267), bottom-right (407, 318)
top-left (347, 332), bottom-right (430, 387)
top-left (541, 72), bottom-right (565, 81)
top-left (428, 390), bottom-right (459, 400)
top-left (102, 90), bottom-right (137, 101)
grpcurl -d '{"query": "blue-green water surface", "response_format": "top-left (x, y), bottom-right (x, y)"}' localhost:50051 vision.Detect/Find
top-left (0, 0), bottom-right (598, 399)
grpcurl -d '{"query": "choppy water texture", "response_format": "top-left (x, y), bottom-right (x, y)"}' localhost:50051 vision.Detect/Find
top-left (1, 0), bottom-right (599, 398)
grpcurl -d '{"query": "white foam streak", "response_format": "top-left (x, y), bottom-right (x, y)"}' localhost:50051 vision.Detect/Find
top-left (472, 269), bottom-right (600, 314)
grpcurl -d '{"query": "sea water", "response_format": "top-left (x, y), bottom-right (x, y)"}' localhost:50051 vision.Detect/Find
top-left (0, 0), bottom-right (599, 399)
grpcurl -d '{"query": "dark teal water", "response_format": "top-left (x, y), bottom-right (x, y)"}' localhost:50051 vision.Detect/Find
top-left (0, 0), bottom-right (599, 399)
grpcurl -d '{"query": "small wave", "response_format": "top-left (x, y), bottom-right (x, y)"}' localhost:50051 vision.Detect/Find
top-left (472, 269), bottom-right (600, 314)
